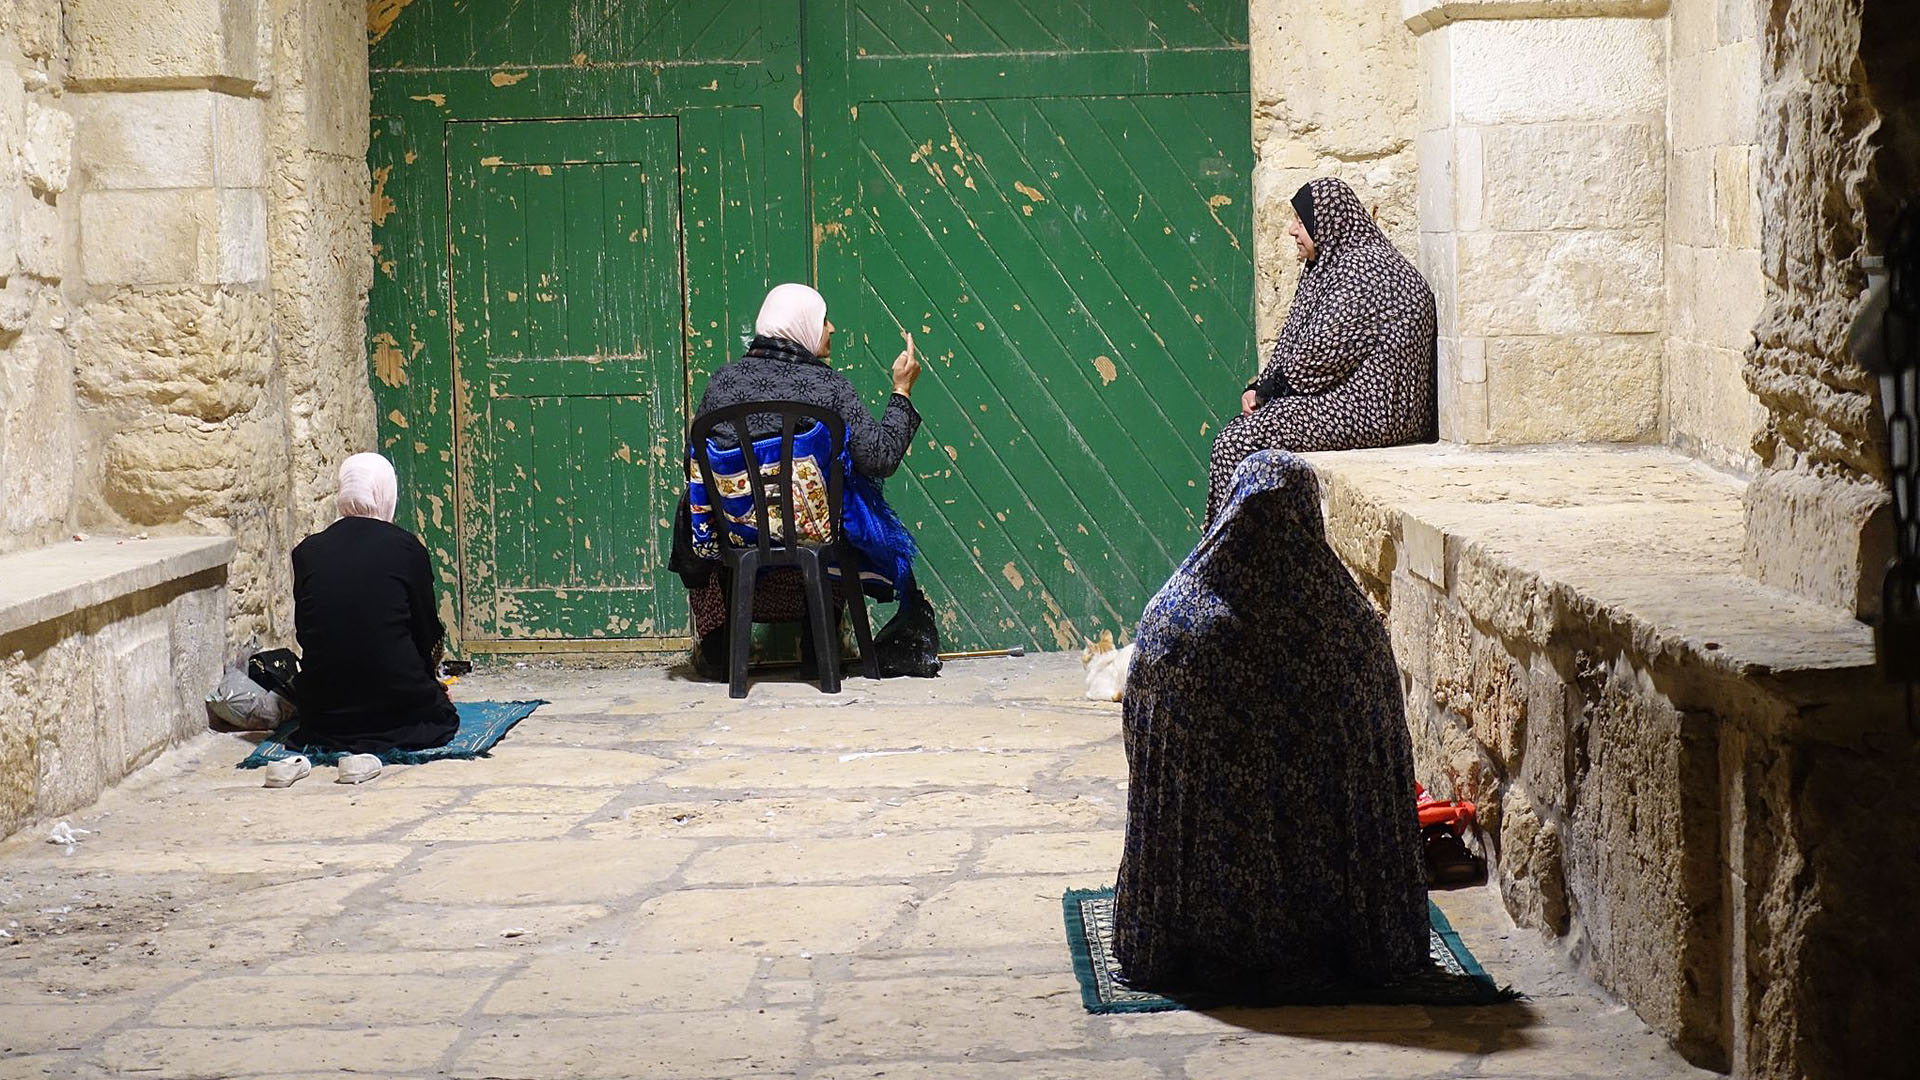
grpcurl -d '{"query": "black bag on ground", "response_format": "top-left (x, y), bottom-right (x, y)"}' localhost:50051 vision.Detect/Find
top-left (247, 648), bottom-right (302, 699)
top-left (874, 589), bottom-right (942, 678)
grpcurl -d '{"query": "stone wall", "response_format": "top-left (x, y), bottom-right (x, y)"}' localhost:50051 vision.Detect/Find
top-left (1248, 0), bottom-right (1418, 356)
top-left (1410, 2), bottom-right (1669, 445)
top-left (1664, 0), bottom-right (1767, 472)
top-left (0, 0), bottom-right (79, 556)
top-left (1312, 445), bottom-right (1918, 1080)
top-left (1738, 0), bottom-right (1906, 620)
top-left (0, 0), bottom-right (374, 651)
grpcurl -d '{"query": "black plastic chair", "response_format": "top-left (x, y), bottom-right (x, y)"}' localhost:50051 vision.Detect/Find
top-left (688, 401), bottom-right (881, 698)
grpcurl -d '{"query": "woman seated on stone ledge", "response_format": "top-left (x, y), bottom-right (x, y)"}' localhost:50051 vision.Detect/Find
top-left (1205, 176), bottom-right (1437, 527)
top-left (272, 453), bottom-right (457, 786)
top-left (1113, 449), bottom-right (1429, 996)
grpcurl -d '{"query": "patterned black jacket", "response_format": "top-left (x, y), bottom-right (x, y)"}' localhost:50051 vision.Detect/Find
top-left (670, 335), bottom-right (921, 587)
top-left (695, 335), bottom-right (921, 478)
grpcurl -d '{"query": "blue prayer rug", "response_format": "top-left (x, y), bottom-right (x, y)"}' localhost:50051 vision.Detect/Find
top-left (1063, 887), bottom-right (1518, 1013)
top-left (235, 700), bottom-right (546, 769)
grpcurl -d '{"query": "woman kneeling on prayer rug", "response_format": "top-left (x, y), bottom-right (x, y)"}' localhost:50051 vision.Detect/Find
top-left (670, 283), bottom-right (931, 678)
top-left (1112, 449), bottom-right (1429, 995)
top-left (272, 453), bottom-right (458, 787)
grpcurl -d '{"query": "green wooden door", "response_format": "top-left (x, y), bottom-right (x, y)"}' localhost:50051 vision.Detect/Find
top-left (448, 119), bottom-right (683, 640)
top-left (369, 0), bottom-right (807, 649)
top-left (806, 1), bottom-right (1253, 652)
top-left (370, 1), bottom-right (1249, 651)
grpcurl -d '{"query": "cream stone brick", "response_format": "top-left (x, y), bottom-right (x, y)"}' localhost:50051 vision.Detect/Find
top-left (813, 974), bottom-right (1086, 1059)
top-left (900, 875), bottom-right (1084, 949)
top-left (96, 1026), bottom-right (460, 1079)
top-left (1671, 42), bottom-right (1762, 151)
top-left (482, 952), bottom-right (759, 1014)
top-left (974, 830), bottom-right (1121, 875)
top-left (1485, 335), bottom-right (1662, 442)
top-left (72, 91), bottom-right (217, 190)
top-left (1436, 344), bottom-right (1491, 443)
top-left (1672, 245), bottom-right (1764, 349)
top-left (0, 1002), bottom-right (141, 1056)
top-left (1481, 122), bottom-right (1662, 230)
top-left (74, 289), bottom-right (272, 423)
top-left (1521, 653), bottom-right (1572, 811)
top-left (9, 0), bottom-right (63, 60)
top-left (1388, 568), bottom-right (1440, 687)
top-left (1416, 28), bottom-right (1452, 133)
top-left (1415, 128), bottom-right (1455, 233)
top-left (1664, 340), bottom-right (1764, 473)
top-left (89, 604), bottom-right (178, 772)
top-left (1447, 18), bottom-right (1665, 126)
top-left (213, 94), bottom-right (267, 188)
top-left (1419, 231), bottom-right (1457, 335)
top-left (452, 1013), bottom-right (807, 1080)
top-left (18, 194), bottom-right (64, 282)
top-left (391, 838), bottom-right (697, 904)
top-left (1667, 148), bottom-right (1718, 248)
top-left (218, 188), bottom-right (267, 284)
top-left (80, 189), bottom-right (216, 285)
top-left (1717, 0), bottom-right (1759, 43)
top-left (682, 831), bottom-right (974, 885)
top-left (1713, 144), bottom-right (1759, 249)
top-left (1742, 467), bottom-right (1891, 619)
top-left (23, 102), bottom-right (74, 194)
top-left (67, 0), bottom-right (264, 87)
top-left (0, 186), bottom-right (19, 278)
top-left (624, 885), bottom-right (914, 954)
top-left (1458, 229), bottom-right (1663, 335)
top-left (366, 903), bottom-right (611, 950)
top-left (147, 974), bottom-right (491, 1026)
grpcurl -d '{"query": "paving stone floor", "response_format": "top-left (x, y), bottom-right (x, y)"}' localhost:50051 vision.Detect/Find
top-left (0, 654), bottom-right (1717, 1079)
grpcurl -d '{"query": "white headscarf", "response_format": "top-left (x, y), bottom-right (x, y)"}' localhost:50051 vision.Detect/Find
top-left (754, 282), bottom-right (828, 356)
top-left (337, 453), bottom-right (398, 522)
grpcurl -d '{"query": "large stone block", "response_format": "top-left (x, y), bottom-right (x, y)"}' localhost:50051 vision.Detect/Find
top-left (89, 603), bottom-right (178, 774)
top-left (1566, 657), bottom-right (1725, 1061)
top-left (18, 197), bottom-right (65, 282)
top-left (1663, 339), bottom-right (1764, 474)
top-left (71, 90), bottom-right (217, 190)
top-left (0, 322), bottom-right (78, 543)
top-left (23, 101), bottom-right (75, 195)
top-left (1742, 466), bottom-right (1893, 620)
top-left (1445, 17), bottom-right (1665, 127)
top-left (1479, 122), bottom-right (1663, 230)
top-left (1484, 334), bottom-right (1662, 443)
top-left (79, 190), bottom-right (216, 285)
top-left (74, 289), bottom-right (273, 423)
top-left (67, 0), bottom-right (264, 87)
top-left (218, 189), bottom-right (267, 284)
top-left (1666, 147), bottom-right (1718, 248)
top-left (1521, 652), bottom-right (1571, 811)
top-left (1458, 229), bottom-right (1663, 335)
top-left (214, 94), bottom-right (268, 188)
top-left (1496, 786), bottom-right (1570, 935)
top-left (1435, 337), bottom-right (1491, 443)
top-left (1670, 40), bottom-right (1762, 152)
top-left (1669, 244), bottom-right (1764, 349)
top-left (17, 634), bottom-right (103, 823)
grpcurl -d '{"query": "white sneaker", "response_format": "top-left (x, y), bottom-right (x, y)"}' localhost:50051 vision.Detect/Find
top-left (262, 755), bottom-right (312, 788)
top-left (335, 753), bottom-right (383, 785)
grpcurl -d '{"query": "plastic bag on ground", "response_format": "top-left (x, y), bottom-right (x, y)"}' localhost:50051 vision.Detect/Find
top-left (206, 666), bottom-right (270, 729)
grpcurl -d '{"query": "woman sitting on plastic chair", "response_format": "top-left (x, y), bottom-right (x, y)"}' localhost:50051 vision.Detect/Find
top-left (670, 282), bottom-right (928, 680)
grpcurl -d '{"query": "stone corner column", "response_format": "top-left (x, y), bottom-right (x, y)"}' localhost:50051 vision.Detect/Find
top-left (1405, 0), bottom-right (1669, 444)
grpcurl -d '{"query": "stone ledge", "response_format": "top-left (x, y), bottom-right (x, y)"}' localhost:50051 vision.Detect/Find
top-left (1402, 0), bottom-right (1669, 34)
top-left (1302, 444), bottom-right (1875, 700)
top-left (0, 536), bottom-right (236, 640)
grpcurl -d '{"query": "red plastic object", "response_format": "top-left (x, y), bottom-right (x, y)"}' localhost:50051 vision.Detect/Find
top-left (1414, 782), bottom-right (1476, 834)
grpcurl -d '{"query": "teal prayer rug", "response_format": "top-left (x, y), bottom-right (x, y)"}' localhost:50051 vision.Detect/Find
top-left (236, 700), bottom-right (546, 769)
top-left (1063, 886), bottom-right (1518, 1013)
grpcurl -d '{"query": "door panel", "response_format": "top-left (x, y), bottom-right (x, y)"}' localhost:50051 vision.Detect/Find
top-left (808, 0), bottom-right (1253, 651)
top-left (448, 118), bottom-right (685, 640)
